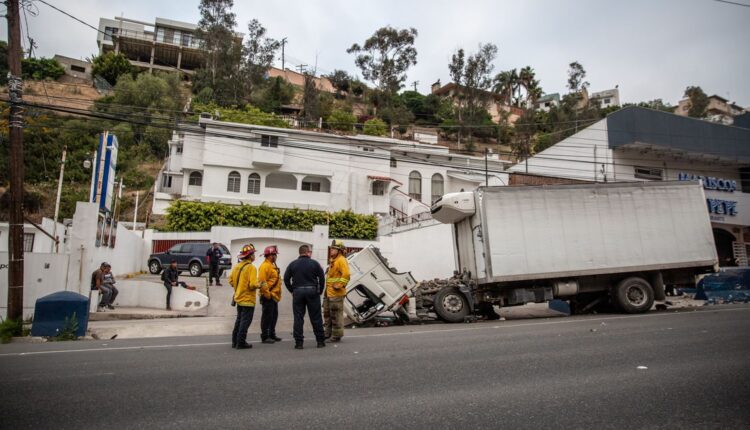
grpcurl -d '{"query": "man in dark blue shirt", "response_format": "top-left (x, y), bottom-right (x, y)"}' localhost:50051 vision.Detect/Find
top-left (206, 243), bottom-right (224, 286)
top-left (283, 244), bottom-right (326, 349)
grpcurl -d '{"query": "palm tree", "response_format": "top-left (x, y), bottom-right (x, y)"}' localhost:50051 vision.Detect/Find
top-left (492, 69), bottom-right (518, 106)
top-left (519, 66), bottom-right (543, 107)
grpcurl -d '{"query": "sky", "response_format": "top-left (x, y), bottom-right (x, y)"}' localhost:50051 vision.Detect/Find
top-left (1, 0), bottom-right (749, 107)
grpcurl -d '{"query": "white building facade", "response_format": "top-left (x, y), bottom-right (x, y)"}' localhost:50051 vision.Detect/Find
top-left (153, 118), bottom-right (509, 223)
top-left (509, 107), bottom-right (750, 266)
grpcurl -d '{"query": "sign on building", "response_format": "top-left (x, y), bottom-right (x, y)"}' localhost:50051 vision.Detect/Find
top-left (91, 132), bottom-right (118, 213)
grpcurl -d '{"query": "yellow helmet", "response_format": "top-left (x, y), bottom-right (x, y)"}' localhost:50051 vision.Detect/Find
top-left (238, 244), bottom-right (256, 259)
top-left (331, 239), bottom-right (346, 251)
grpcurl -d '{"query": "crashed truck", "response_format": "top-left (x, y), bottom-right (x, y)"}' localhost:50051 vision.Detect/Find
top-left (342, 181), bottom-right (719, 324)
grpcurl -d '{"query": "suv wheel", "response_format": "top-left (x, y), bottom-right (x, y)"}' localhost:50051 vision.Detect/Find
top-left (149, 260), bottom-right (162, 275)
top-left (189, 262), bottom-right (203, 277)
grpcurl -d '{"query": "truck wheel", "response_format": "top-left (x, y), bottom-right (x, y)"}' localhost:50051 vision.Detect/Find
top-left (149, 260), bottom-right (162, 275)
top-left (434, 288), bottom-right (469, 323)
top-left (189, 262), bottom-right (203, 277)
top-left (614, 277), bottom-right (654, 314)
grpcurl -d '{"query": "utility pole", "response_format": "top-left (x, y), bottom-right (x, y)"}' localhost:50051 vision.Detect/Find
top-left (484, 148), bottom-right (489, 187)
top-left (280, 37), bottom-right (287, 71)
top-left (412, 81), bottom-right (419, 92)
top-left (296, 64), bottom-right (308, 75)
top-left (52, 145), bottom-right (67, 253)
top-left (132, 191), bottom-right (139, 231)
top-left (6, 0), bottom-right (25, 321)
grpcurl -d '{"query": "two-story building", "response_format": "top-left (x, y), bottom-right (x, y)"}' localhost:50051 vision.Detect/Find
top-left (508, 106), bottom-right (750, 266)
top-left (153, 118), bottom-right (510, 224)
top-left (675, 94), bottom-right (747, 125)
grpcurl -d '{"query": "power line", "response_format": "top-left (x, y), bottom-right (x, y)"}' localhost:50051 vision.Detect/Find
top-left (714, 0), bottom-right (750, 8)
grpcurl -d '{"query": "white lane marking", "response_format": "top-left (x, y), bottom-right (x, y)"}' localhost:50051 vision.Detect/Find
top-left (1, 307), bottom-right (747, 357)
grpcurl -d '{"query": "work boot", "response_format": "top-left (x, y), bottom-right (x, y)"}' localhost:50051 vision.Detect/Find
top-left (216, 282), bottom-right (222, 287)
top-left (330, 337), bottom-right (342, 343)
top-left (294, 342), bottom-right (303, 350)
top-left (107, 304), bottom-right (115, 310)
top-left (166, 305), bottom-right (172, 311)
top-left (317, 341), bottom-right (326, 348)
top-left (236, 343), bottom-right (252, 349)
top-left (261, 338), bottom-right (275, 344)
top-left (272, 336), bottom-right (282, 342)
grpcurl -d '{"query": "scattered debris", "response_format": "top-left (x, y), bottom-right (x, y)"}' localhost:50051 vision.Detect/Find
top-left (590, 328), bottom-right (597, 332)
top-left (637, 366), bottom-right (648, 370)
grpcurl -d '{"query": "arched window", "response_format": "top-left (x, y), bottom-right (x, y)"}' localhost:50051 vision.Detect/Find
top-left (247, 173), bottom-right (261, 194)
top-left (265, 172), bottom-right (297, 190)
top-left (188, 171), bottom-right (203, 186)
top-left (227, 171), bottom-right (241, 193)
top-left (408, 171), bottom-right (422, 201)
top-left (431, 173), bottom-right (444, 204)
top-left (301, 176), bottom-right (331, 193)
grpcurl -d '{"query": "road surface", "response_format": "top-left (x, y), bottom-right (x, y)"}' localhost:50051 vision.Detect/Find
top-left (1, 306), bottom-right (749, 429)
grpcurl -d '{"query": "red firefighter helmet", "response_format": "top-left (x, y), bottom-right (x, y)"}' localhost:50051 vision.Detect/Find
top-left (263, 245), bottom-right (279, 257)
top-left (238, 244), bottom-right (256, 260)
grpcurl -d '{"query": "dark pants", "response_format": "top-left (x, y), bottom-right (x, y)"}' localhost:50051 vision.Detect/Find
top-left (292, 287), bottom-right (325, 343)
top-left (164, 282), bottom-right (188, 307)
top-left (232, 305), bottom-right (255, 347)
top-left (98, 285), bottom-right (118, 306)
top-left (260, 296), bottom-right (279, 340)
top-left (209, 263), bottom-right (221, 285)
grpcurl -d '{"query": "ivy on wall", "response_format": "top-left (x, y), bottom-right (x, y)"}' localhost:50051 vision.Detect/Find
top-left (165, 201), bottom-right (378, 240)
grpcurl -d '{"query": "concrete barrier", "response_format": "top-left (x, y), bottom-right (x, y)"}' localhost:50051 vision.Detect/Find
top-left (101, 278), bottom-right (209, 312)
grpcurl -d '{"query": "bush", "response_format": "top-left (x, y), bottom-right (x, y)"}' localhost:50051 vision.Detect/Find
top-left (91, 52), bottom-right (134, 86)
top-left (165, 201), bottom-right (378, 240)
top-left (0, 317), bottom-right (22, 344)
top-left (327, 109), bottom-right (357, 132)
top-left (192, 102), bottom-right (290, 128)
top-left (21, 57), bottom-right (65, 81)
top-left (363, 118), bottom-right (387, 136)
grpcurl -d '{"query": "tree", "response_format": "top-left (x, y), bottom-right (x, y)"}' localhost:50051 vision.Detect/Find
top-left (566, 61), bottom-right (589, 94)
top-left (363, 118), bottom-right (387, 136)
top-left (347, 26), bottom-right (418, 94)
top-left (448, 43), bottom-right (498, 145)
top-left (630, 99), bottom-right (674, 112)
top-left (302, 71), bottom-right (321, 123)
top-left (243, 19), bottom-right (281, 99)
top-left (194, 0), bottom-right (243, 105)
top-left (21, 57), bottom-right (65, 81)
top-left (492, 69), bottom-right (518, 105)
top-left (326, 69), bottom-right (353, 98)
top-left (518, 66), bottom-right (542, 106)
top-left (684, 86), bottom-right (709, 118)
top-left (255, 76), bottom-right (295, 113)
top-left (0, 41), bottom-right (8, 85)
top-left (327, 109), bottom-right (357, 132)
top-left (90, 51), bottom-right (133, 86)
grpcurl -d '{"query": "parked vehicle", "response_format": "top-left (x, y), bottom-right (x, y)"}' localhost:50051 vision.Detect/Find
top-left (148, 242), bottom-right (231, 277)
top-left (416, 181), bottom-right (719, 322)
top-left (694, 267), bottom-right (750, 302)
top-left (342, 246), bottom-right (418, 324)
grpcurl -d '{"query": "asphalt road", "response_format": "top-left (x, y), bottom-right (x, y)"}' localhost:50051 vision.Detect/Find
top-left (2, 306), bottom-right (749, 429)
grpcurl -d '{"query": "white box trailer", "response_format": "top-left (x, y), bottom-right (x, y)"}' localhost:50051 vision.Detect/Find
top-left (426, 182), bottom-right (718, 322)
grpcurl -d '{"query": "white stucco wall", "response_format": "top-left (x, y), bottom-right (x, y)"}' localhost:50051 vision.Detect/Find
top-left (0, 252), bottom-right (71, 319)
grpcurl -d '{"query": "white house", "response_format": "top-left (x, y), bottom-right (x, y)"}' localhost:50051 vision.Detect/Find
top-left (153, 117), bottom-right (510, 223)
top-left (508, 106), bottom-right (750, 266)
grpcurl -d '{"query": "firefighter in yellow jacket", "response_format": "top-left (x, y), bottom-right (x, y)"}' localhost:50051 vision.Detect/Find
top-left (230, 244), bottom-right (260, 350)
top-left (324, 239), bottom-right (350, 342)
top-left (259, 245), bottom-right (282, 344)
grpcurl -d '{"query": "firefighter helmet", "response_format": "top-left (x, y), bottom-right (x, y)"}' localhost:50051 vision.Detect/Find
top-left (238, 244), bottom-right (256, 259)
top-left (330, 239), bottom-right (346, 251)
top-left (263, 245), bottom-right (279, 256)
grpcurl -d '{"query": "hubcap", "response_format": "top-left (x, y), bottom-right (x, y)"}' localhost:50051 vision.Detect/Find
top-left (191, 265), bottom-right (200, 276)
top-left (150, 262), bottom-right (159, 272)
top-left (626, 285), bottom-right (646, 306)
top-left (442, 294), bottom-right (464, 313)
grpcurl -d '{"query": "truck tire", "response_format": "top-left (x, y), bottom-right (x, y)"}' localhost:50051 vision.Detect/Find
top-left (189, 262), bottom-right (203, 277)
top-left (149, 260), bottom-right (162, 275)
top-left (614, 277), bottom-right (654, 314)
top-left (434, 287), bottom-right (470, 323)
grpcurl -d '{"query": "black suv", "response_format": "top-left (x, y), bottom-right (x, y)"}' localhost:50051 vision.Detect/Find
top-left (148, 243), bottom-right (232, 277)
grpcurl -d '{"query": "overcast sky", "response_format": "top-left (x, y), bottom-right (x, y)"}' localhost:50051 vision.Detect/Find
top-left (2, 0), bottom-right (748, 106)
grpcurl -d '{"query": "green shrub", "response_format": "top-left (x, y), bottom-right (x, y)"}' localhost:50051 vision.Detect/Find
top-left (165, 201), bottom-right (378, 240)
top-left (327, 109), bottom-right (357, 132)
top-left (91, 52), bottom-right (134, 86)
top-left (363, 118), bottom-right (387, 136)
top-left (192, 102), bottom-right (290, 128)
top-left (0, 317), bottom-right (22, 344)
top-left (21, 57), bottom-right (65, 81)
top-left (51, 313), bottom-right (79, 341)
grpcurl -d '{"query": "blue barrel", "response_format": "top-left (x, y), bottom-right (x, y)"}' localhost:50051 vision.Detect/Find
top-left (31, 291), bottom-right (89, 337)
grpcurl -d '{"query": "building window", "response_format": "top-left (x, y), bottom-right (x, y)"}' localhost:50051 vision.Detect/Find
top-left (104, 27), bottom-right (118, 41)
top-left (227, 171), bottom-right (241, 192)
top-left (409, 171), bottom-right (422, 201)
top-left (261, 135), bottom-right (279, 148)
top-left (156, 28), bottom-right (165, 43)
top-left (247, 173), bottom-right (261, 194)
top-left (188, 171), bottom-right (202, 186)
top-left (301, 176), bottom-right (331, 193)
top-left (390, 158), bottom-right (397, 168)
top-left (181, 33), bottom-right (192, 47)
top-left (71, 65), bottom-right (86, 73)
top-left (431, 173), bottom-right (444, 204)
top-left (162, 174), bottom-right (172, 189)
top-left (23, 233), bottom-right (35, 252)
top-left (362, 147), bottom-right (374, 152)
top-left (266, 172), bottom-right (297, 190)
top-left (372, 181), bottom-right (386, 196)
top-left (175, 144), bottom-right (183, 154)
top-left (634, 166), bottom-right (663, 181)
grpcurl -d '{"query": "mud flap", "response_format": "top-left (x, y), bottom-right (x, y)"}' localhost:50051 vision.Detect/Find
top-left (458, 284), bottom-right (476, 323)
top-left (651, 272), bottom-right (667, 310)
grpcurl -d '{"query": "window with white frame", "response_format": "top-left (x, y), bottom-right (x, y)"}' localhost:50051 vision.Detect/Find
top-left (247, 173), bottom-right (261, 194)
top-left (372, 181), bottom-right (386, 196)
top-left (162, 174), bottom-right (173, 189)
top-left (261, 135), bottom-right (279, 148)
top-left (390, 158), bottom-right (397, 168)
top-left (23, 233), bottom-right (35, 252)
top-left (431, 173), bottom-right (444, 204)
top-left (227, 171), bottom-right (241, 192)
top-left (188, 171), bottom-right (202, 186)
top-left (175, 144), bottom-right (183, 154)
top-left (409, 171), bottom-right (422, 201)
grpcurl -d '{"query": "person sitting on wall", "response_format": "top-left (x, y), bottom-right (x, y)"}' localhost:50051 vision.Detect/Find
top-left (161, 260), bottom-right (196, 311)
top-left (91, 262), bottom-right (117, 311)
top-left (100, 263), bottom-right (119, 310)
